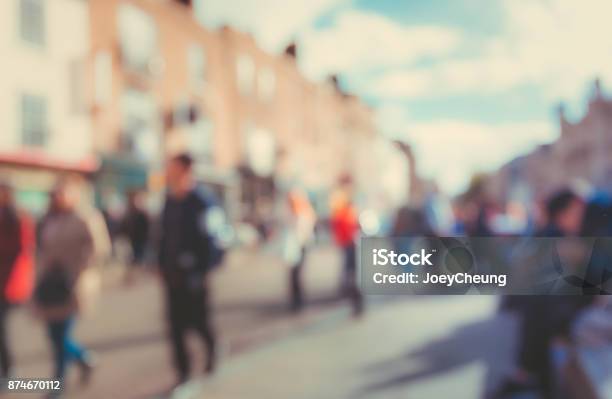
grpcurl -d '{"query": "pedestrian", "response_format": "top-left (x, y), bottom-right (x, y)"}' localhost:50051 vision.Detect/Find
top-left (34, 177), bottom-right (110, 385)
top-left (158, 153), bottom-right (225, 386)
top-left (330, 177), bottom-right (363, 316)
top-left (121, 190), bottom-right (150, 283)
top-left (283, 188), bottom-right (316, 312)
top-left (0, 180), bottom-right (35, 378)
top-left (495, 188), bottom-right (595, 399)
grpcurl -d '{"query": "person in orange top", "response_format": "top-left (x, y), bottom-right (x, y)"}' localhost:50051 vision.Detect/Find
top-left (330, 182), bottom-right (363, 316)
top-left (0, 181), bottom-right (35, 377)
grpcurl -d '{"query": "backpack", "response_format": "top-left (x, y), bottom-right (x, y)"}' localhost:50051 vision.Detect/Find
top-left (195, 187), bottom-right (228, 270)
top-left (34, 266), bottom-right (72, 307)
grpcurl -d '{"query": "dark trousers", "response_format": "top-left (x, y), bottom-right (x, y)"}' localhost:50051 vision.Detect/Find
top-left (47, 316), bottom-right (88, 380)
top-left (0, 301), bottom-right (11, 377)
top-left (342, 243), bottom-right (363, 315)
top-left (516, 296), bottom-right (593, 399)
top-left (166, 286), bottom-right (216, 380)
top-left (289, 248), bottom-right (306, 312)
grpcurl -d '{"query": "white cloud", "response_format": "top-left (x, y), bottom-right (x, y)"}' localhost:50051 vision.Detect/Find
top-left (365, 54), bottom-right (528, 99)
top-left (298, 10), bottom-right (462, 80)
top-left (364, 0), bottom-right (612, 102)
top-left (196, 0), bottom-right (606, 194)
top-left (195, 0), bottom-right (347, 53)
top-left (363, 0), bottom-right (612, 194)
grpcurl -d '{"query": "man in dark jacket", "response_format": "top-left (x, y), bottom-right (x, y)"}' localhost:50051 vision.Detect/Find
top-left (499, 188), bottom-right (594, 399)
top-left (159, 154), bottom-right (218, 385)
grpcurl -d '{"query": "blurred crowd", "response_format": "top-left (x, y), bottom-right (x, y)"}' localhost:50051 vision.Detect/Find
top-left (0, 152), bottom-right (369, 397)
top-left (2, 152), bottom-right (612, 398)
top-left (392, 182), bottom-right (612, 399)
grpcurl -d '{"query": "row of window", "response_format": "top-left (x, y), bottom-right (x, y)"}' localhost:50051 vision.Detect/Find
top-left (236, 54), bottom-right (276, 102)
top-left (117, 4), bottom-right (277, 102)
top-left (15, 1), bottom-right (277, 153)
top-left (19, 0), bottom-right (278, 100)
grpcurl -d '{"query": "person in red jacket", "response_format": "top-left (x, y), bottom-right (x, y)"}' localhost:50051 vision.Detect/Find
top-left (330, 180), bottom-right (363, 316)
top-left (0, 181), bottom-right (34, 377)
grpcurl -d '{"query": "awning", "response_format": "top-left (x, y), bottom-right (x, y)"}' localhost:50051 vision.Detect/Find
top-left (0, 150), bottom-right (98, 173)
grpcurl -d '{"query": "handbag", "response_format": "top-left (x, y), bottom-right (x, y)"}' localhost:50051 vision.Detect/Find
top-left (34, 265), bottom-right (72, 307)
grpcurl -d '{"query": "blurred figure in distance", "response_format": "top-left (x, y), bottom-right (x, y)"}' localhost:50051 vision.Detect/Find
top-left (121, 190), bottom-right (150, 284)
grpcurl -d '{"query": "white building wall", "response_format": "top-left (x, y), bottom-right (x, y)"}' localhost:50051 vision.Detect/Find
top-left (0, 0), bottom-right (92, 162)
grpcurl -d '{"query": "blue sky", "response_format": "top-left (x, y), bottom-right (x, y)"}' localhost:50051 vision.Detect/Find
top-left (198, 0), bottom-right (612, 194)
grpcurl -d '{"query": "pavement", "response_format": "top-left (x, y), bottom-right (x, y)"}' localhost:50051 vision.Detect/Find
top-left (170, 296), bottom-right (518, 399)
top-left (4, 244), bottom-right (357, 399)
top-left (4, 245), bottom-right (521, 399)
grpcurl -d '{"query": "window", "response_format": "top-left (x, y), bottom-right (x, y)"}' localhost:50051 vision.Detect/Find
top-left (236, 54), bottom-right (255, 96)
top-left (172, 99), bottom-right (192, 126)
top-left (190, 116), bottom-right (214, 161)
top-left (120, 89), bottom-right (159, 160)
top-left (21, 94), bottom-right (48, 147)
top-left (258, 67), bottom-right (276, 102)
top-left (188, 44), bottom-right (206, 88)
top-left (19, 0), bottom-right (45, 46)
top-left (69, 59), bottom-right (87, 113)
top-left (118, 4), bottom-right (157, 73)
top-left (245, 128), bottom-right (276, 177)
top-left (94, 51), bottom-right (113, 106)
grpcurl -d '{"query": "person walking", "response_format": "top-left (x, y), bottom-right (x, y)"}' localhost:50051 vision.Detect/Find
top-left (283, 188), bottom-right (316, 313)
top-left (330, 178), bottom-right (363, 316)
top-left (158, 153), bottom-right (225, 386)
top-left (496, 188), bottom-right (595, 399)
top-left (121, 190), bottom-right (150, 283)
top-left (0, 181), bottom-right (35, 378)
top-left (34, 178), bottom-right (110, 385)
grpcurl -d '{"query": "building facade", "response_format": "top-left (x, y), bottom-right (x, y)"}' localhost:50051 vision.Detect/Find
top-left (0, 0), bottom-right (414, 222)
top-left (488, 79), bottom-right (612, 205)
top-left (0, 0), bottom-right (94, 214)
top-left (89, 0), bottom-right (242, 214)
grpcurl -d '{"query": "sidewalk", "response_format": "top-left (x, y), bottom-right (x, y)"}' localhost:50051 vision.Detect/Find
top-left (6, 245), bottom-right (352, 398)
top-left (174, 296), bottom-right (517, 399)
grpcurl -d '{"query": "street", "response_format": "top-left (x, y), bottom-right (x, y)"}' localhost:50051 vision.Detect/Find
top-left (5, 245), bottom-right (519, 399)
top-left (5, 245), bottom-right (350, 398)
top-left (174, 295), bottom-right (515, 399)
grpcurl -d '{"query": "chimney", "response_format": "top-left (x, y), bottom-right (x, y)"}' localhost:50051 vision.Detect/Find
top-left (328, 74), bottom-right (348, 95)
top-left (557, 102), bottom-right (569, 135)
top-left (557, 102), bottom-right (566, 123)
top-left (593, 78), bottom-right (603, 100)
top-left (174, 0), bottom-right (193, 8)
top-left (284, 42), bottom-right (297, 59)
top-left (328, 74), bottom-right (340, 89)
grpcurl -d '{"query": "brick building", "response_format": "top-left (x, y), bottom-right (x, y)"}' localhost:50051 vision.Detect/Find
top-left (88, 0), bottom-right (241, 214)
top-left (0, 0), bottom-right (414, 222)
top-left (10, 0), bottom-right (414, 228)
